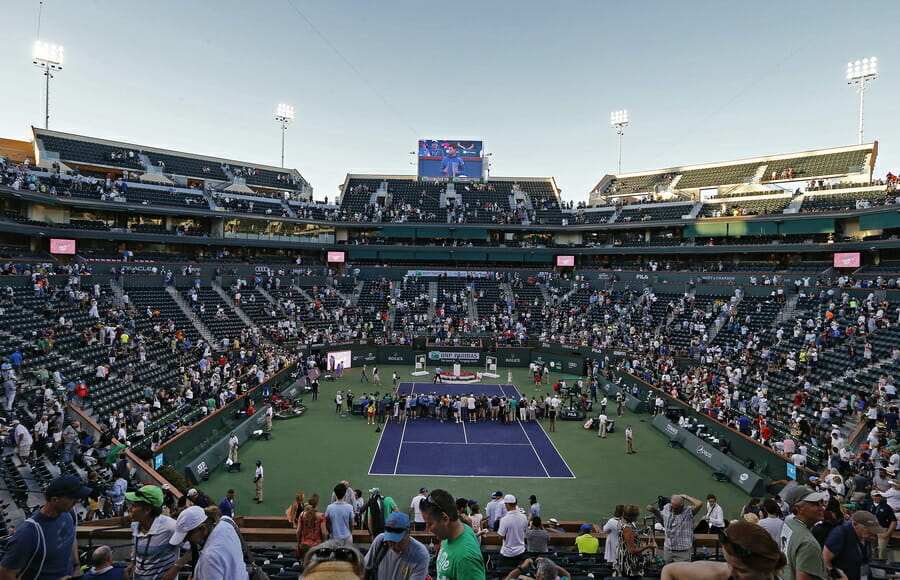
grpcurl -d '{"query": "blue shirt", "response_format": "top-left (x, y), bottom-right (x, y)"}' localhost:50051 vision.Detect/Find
top-left (326, 501), bottom-right (355, 540)
top-left (0, 509), bottom-right (78, 579)
top-left (824, 521), bottom-right (869, 580)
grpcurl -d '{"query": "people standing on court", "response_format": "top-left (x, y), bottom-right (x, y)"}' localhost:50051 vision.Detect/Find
top-left (326, 482), bottom-right (356, 546)
top-left (228, 432), bottom-right (239, 464)
top-left (409, 487), bottom-right (428, 531)
top-left (420, 489), bottom-right (485, 579)
top-left (625, 424), bottom-right (635, 453)
top-left (363, 511), bottom-right (430, 580)
top-left (597, 412), bottom-right (609, 438)
top-left (264, 402), bottom-right (274, 432)
top-left (498, 494), bottom-right (528, 567)
top-left (647, 494), bottom-right (702, 564)
top-left (335, 390), bottom-right (343, 414)
top-left (360, 364), bottom-right (370, 383)
top-left (253, 460), bottom-right (264, 503)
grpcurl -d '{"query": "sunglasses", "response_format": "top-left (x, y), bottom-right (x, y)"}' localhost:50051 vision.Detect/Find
top-left (718, 530), bottom-right (754, 560)
top-left (312, 548), bottom-right (357, 562)
top-left (424, 494), bottom-right (447, 517)
top-left (385, 526), bottom-right (409, 534)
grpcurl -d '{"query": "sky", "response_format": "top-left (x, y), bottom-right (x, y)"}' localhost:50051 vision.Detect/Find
top-left (1, 0), bottom-right (897, 203)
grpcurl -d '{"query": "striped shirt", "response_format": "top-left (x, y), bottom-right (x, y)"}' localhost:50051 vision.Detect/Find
top-left (131, 515), bottom-right (179, 580)
top-left (660, 504), bottom-right (695, 551)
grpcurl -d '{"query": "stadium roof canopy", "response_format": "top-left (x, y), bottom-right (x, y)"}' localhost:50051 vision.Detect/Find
top-left (589, 142), bottom-right (876, 204)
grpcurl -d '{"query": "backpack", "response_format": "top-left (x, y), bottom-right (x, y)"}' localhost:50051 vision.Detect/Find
top-left (366, 495), bottom-right (386, 535)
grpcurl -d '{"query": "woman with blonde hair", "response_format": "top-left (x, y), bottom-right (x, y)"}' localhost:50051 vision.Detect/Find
top-left (661, 520), bottom-right (787, 580)
top-left (296, 494), bottom-right (327, 557)
top-left (286, 491), bottom-right (306, 527)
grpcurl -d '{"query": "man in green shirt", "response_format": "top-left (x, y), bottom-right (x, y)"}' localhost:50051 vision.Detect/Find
top-left (421, 489), bottom-right (485, 580)
top-left (780, 484), bottom-right (834, 580)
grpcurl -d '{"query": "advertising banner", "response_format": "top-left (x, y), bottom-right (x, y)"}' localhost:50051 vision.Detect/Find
top-left (378, 348), bottom-right (416, 365)
top-left (427, 349), bottom-right (482, 365)
top-left (496, 347), bottom-right (531, 367)
top-left (652, 415), bottom-right (765, 496)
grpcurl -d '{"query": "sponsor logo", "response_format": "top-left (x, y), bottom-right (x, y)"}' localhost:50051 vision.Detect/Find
top-left (635, 274), bottom-right (649, 280)
top-left (696, 445), bottom-right (713, 459)
top-left (665, 424), bottom-right (678, 435)
top-left (387, 356), bottom-right (405, 362)
top-left (428, 351), bottom-right (480, 362)
top-left (197, 461), bottom-right (207, 474)
top-left (739, 473), bottom-right (749, 483)
top-left (504, 358), bottom-right (521, 363)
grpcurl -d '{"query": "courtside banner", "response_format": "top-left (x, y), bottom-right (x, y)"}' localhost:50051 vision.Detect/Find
top-left (496, 347), bottom-right (531, 367)
top-left (426, 349), bottom-right (482, 364)
top-left (378, 348), bottom-right (415, 365)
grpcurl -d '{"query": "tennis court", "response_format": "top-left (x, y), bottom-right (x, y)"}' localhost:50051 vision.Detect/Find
top-left (368, 382), bottom-right (575, 478)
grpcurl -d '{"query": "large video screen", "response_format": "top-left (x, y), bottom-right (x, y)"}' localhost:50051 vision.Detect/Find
top-left (833, 252), bottom-right (860, 268)
top-left (417, 139), bottom-right (484, 181)
top-left (327, 251), bottom-right (346, 263)
top-left (556, 255), bottom-right (575, 267)
top-left (50, 238), bottom-right (76, 255)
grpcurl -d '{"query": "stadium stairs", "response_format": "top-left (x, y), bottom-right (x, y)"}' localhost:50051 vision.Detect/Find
top-left (164, 285), bottom-right (217, 345)
top-left (212, 280), bottom-right (258, 332)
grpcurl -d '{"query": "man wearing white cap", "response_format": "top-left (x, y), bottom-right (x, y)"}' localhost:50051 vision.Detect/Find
top-left (12, 420), bottom-right (31, 467)
top-left (169, 505), bottom-right (244, 579)
top-left (779, 484), bottom-right (832, 580)
top-left (498, 494), bottom-right (528, 568)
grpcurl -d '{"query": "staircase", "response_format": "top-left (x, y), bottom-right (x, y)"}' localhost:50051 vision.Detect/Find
top-left (775, 293), bottom-right (802, 325)
top-left (607, 207), bottom-right (623, 223)
top-left (256, 286), bottom-right (279, 306)
top-left (427, 282), bottom-right (438, 319)
top-left (212, 281), bottom-right (256, 329)
top-left (291, 284), bottom-right (314, 302)
top-left (686, 201), bottom-right (704, 219)
top-left (164, 286), bottom-right (216, 346)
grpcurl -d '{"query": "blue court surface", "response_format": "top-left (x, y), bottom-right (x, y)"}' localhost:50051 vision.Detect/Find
top-left (368, 383), bottom-right (575, 479)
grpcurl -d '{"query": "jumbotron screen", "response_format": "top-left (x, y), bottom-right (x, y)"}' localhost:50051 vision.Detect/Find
top-left (50, 238), bottom-right (76, 255)
top-left (417, 139), bottom-right (484, 181)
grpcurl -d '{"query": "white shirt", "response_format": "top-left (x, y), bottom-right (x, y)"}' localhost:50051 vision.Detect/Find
top-left (498, 509), bottom-right (528, 557)
top-left (602, 517), bottom-right (620, 562)
top-left (410, 494), bottom-right (426, 523)
top-left (705, 502), bottom-right (725, 528)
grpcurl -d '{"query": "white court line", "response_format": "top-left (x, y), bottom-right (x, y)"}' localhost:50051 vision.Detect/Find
top-left (370, 471), bottom-right (575, 479)
top-left (402, 441), bottom-right (532, 446)
top-left (366, 414), bottom-right (392, 475)
top-left (525, 421), bottom-right (578, 479)
top-left (393, 418), bottom-right (408, 475)
top-left (461, 421), bottom-right (468, 444)
top-left (515, 420), bottom-right (550, 478)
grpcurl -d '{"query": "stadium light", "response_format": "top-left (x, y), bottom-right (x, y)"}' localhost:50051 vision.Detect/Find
top-left (846, 57), bottom-right (877, 145)
top-left (610, 109), bottom-right (629, 174)
top-left (275, 103), bottom-right (294, 168)
top-left (32, 41), bottom-right (64, 130)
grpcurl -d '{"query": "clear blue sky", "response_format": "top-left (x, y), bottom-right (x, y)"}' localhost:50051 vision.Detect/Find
top-left (1, 0), bottom-right (897, 202)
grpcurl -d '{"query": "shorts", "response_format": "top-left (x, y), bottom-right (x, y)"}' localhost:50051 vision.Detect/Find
top-left (89, 497), bottom-right (100, 511)
top-left (16, 444), bottom-right (31, 457)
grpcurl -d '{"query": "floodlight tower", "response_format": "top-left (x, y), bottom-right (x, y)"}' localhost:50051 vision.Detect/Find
top-left (275, 103), bottom-right (294, 168)
top-left (32, 41), bottom-right (64, 129)
top-left (610, 109), bottom-right (629, 174)
top-left (846, 57), bottom-right (877, 145)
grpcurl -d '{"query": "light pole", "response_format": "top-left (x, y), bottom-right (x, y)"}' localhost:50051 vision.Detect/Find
top-left (610, 109), bottom-right (629, 174)
top-left (846, 57), bottom-right (877, 145)
top-left (33, 41), bottom-right (64, 130)
top-left (275, 103), bottom-right (294, 168)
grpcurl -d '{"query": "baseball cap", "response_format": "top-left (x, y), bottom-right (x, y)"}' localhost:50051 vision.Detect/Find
top-left (125, 485), bottom-right (164, 508)
top-left (419, 487), bottom-right (428, 493)
top-left (872, 490), bottom-right (884, 497)
top-left (581, 523), bottom-right (592, 532)
top-left (491, 491), bottom-right (503, 498)
top-left (548, 518), bottom-right (559, 525)
top-left (45, 475), bottom-right (91, 499)
top-left (852, 510), bottom-right (886, 534)
top-left (187, 488), bottom-right (198, 497)
top-left (503, 494), bottom-right (517, 504)
top-left (384, 512), bottom-right (410, 542)
top-left (169, 506), bottom-right (209, 545)
top-left (369, 487), bottom-right (382, 494)
top-left (781, 484), bottom-right (829, 508)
